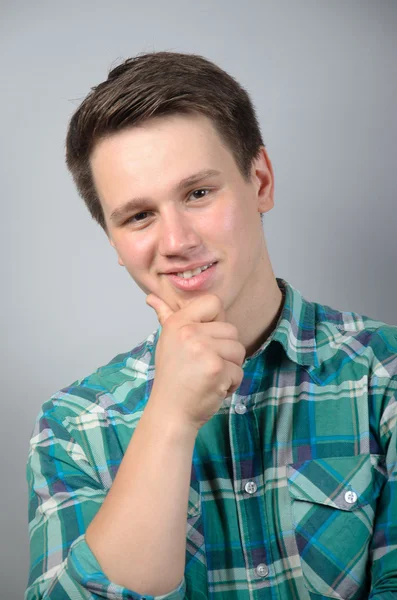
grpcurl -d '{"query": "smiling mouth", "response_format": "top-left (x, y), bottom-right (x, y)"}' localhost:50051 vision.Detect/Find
top-left (164, 261), bottom-right (218, 291)
top-left (170, 261), bottom-right (218, 278)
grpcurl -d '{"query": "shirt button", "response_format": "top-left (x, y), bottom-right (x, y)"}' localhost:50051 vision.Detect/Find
top-left (244, 480), bottom-right (257, 494)
top-left (255, 563), bottom-right (269, 578)
top-left (345, 490), bottom-right (357, 504)
top-left (235, 403), bottom-right (247, 414)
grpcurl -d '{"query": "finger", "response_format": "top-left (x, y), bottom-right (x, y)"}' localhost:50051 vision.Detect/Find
top-left (181, 294), bottom-right (226, 324)
top-left (192, 322), bottom-right (239, 340)
top-left (209, 338), bottom-right (246, 367)
top-left (146, 294), bottom-right (175, 326)
top-left (225, 361), bottom-right (245, 395)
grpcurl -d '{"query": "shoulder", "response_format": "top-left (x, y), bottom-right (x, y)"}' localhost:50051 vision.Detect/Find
top-left (310, 297), bottom-right (397, 381)
top-left (36, 326), bottom-right (160, 429)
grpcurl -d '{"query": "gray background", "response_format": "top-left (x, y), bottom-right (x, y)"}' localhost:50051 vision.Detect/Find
top-left (2, 1), bottom-right (397, 597)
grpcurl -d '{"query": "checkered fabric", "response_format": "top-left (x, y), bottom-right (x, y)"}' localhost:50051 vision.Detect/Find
top-left (25, 278), bottom-right (397, 599)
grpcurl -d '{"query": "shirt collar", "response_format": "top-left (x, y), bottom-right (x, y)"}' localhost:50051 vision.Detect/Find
top-left (247, 277), bottom-right (320, 369)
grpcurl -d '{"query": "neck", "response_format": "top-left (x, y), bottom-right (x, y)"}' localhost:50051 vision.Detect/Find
top-left (225, 251), bottom-right (285, 359)
top-left (244, 281), bottom-right (284, 357)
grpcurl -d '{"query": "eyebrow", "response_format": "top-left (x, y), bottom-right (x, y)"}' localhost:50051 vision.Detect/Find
top-left (109, 169), bottom-right (222, 223)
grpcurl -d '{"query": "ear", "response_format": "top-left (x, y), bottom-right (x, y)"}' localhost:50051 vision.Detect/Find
top-left (251, 146), bottom-right (275, 215)
top-left (108, 236), bottom-right (125, 267)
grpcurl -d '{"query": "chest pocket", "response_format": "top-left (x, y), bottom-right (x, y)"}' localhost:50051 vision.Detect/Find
top-left (287, 454), bottom-right (385, 599)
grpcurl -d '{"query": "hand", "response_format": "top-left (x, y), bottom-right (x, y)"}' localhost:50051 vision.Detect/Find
top-left (146, 293), bottom-right (246, 430)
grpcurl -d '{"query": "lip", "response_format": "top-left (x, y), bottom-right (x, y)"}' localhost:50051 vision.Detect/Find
top-left (164, 262), bottom-right (218, 291)
top-left (162, 260), bottom-right (217, 275)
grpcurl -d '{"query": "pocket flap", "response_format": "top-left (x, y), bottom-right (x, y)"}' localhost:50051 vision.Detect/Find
top-left (287, 454), bottom-right (384, 511)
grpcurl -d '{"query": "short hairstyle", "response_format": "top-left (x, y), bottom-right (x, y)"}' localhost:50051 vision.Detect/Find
top-left (65, 51), bottom-right (266, 235)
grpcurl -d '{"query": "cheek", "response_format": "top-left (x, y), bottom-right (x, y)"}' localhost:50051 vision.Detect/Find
top-left (118, 234), bottom-right (155, 270)
top-left (214, 199), bottom-right (251, 243)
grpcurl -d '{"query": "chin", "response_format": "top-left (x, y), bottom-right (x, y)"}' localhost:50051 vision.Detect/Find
top-left (130, 276), bottom-right (152, 296)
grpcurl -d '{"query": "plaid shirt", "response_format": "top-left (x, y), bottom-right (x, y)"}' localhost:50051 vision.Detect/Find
top-left (25, 277), bottom-right (397, 600)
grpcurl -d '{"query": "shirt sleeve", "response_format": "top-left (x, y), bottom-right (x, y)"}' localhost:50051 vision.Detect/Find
top-left (368, 383), bottom-right (397, 599)
top-left (24, 408), bottom-right (186, 600)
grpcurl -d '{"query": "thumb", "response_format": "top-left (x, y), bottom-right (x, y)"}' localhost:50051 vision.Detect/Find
top-left (146, 293), bottom-right (175, 326)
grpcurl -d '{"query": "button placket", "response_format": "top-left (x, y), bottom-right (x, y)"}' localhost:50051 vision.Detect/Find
top-left (230, 387), bottom-right (272, 588)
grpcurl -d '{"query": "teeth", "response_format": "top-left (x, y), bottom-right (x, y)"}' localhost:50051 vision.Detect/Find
top-left (177, 263), bottom-right (214, 279)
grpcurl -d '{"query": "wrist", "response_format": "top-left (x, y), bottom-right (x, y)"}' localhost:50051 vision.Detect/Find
top-left (144, 393), bottom-right (199, 443)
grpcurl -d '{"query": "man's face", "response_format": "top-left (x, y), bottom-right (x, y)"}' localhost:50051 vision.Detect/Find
top-left (90, 113), bottom-right (274, 314)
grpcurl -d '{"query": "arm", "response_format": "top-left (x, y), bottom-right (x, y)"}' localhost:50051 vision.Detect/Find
top-left (85, 393), bottom-right (197, 595)
top-left (25, 397), bottom-right (195, 600)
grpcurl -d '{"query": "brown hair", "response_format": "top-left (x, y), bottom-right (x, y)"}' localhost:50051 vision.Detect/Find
top-left (65, 51), bottom-right (265, 235)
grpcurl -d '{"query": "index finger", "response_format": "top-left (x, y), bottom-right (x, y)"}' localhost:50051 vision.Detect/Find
top-left (146, 294), bottom-right (175, 326)
top-left (179, 293), bottom-right (226, 324)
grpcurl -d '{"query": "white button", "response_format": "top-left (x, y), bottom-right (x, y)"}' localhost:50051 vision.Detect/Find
top-left (255, 563), bottom-right (269, 577)
top-left (244, 480), bottom-right (257, 494)
top-left (345, 490), bottom-right (357, 504)
top-left (235, 403), bottom-right (247, 414)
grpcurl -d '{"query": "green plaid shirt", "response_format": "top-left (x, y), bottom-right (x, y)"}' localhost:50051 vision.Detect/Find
top-left (25, 277), bottom-right (397, 600)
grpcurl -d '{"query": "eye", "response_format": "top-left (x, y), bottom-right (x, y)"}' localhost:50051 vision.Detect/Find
top-left (189, 188), bottom-right (211, 201)
top-left (124, 211), bottom-right (150, 225)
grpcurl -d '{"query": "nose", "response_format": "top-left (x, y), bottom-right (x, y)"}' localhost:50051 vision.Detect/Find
top-left (158, 208), bottom-right (202, 256)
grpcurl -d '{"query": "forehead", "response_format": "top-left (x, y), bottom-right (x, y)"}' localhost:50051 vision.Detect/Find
top-left (90, 113), bottom-right (237, 193)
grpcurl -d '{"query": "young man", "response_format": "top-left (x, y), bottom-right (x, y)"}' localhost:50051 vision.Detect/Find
top-left (26, 51), bottom-right (397, 600)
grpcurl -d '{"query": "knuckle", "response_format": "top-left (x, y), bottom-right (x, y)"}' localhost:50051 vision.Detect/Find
top-left (208, 357), bottom-right (224, 377)
top-left (217, 386), bottom-right (229, 398)
top-left (180, 324), bottom-right (196, 341)
top-left (191, 339), bottom-right (206, 356)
